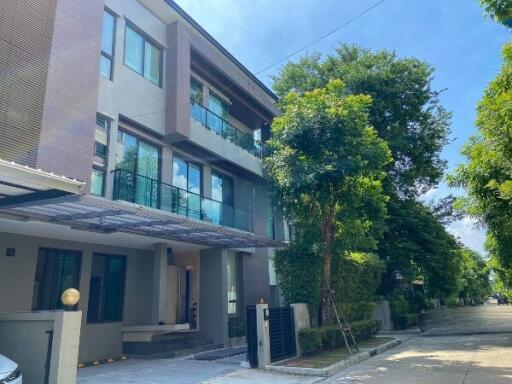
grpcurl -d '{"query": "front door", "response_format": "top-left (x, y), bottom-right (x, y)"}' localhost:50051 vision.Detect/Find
top-left (166, 265), bottom-right (195, 325)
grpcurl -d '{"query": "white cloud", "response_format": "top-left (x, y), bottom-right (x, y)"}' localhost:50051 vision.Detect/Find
top-left (447, 217), bottom-right (486, 255)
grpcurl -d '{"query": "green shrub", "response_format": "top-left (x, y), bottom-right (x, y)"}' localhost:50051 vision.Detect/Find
top-left (350, 319), bottom-right (381, 342)
top-left (299, 328), bottom-right (322, 355)
top-left (337, 302), bottom-right (376, 323)
top-left (390, 294), bottom-right (409, 319)
top-left (321, 326), bottom-right (344, 350)
top-left (393, 313), bottom-right (420, 329)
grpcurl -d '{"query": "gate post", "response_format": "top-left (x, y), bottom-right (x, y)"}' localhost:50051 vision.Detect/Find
top-left (290, 303), bottom-right (310, 357)
top-left (255, 303), bottom-right (271, 368)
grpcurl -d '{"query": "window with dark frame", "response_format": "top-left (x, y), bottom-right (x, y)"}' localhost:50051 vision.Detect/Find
top-left (32, 248), bottom-right (81, 311)
top-left (91, 168), bottom-right (105, 196)
top-left (87, 254), bottom-right (126, 323)
top-left (96, 114), bottom-right (110, 130)
top-left (94, 142), bottom-right (108, 160)
top-left (124, 23), bottom-right (162, 86)
top-left (100, 9), bottom-right (116, 80)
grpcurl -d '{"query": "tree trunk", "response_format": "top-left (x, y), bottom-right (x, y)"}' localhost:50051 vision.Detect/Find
top-left (321, 213), bottom-right (334, 325)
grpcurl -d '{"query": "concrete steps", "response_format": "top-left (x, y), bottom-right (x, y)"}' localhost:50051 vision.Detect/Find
top-left (123, 331), bottom-right (223, 359)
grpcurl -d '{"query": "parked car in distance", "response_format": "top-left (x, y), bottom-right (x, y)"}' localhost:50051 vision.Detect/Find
top-left (0, 354), bottom-right (22, 383)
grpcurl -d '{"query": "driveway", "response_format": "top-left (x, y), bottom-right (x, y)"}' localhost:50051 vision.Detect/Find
top-left (77, 354), bottom-right (317, 384)
top-left (78, 304), bottom-right (512, 384)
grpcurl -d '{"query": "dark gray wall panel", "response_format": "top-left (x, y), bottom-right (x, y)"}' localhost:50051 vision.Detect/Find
top-left (0, 0), bottom-right (58, 166)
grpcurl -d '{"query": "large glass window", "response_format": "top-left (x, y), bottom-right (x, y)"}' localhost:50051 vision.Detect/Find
top-left (124, 25), bottom-right (162, 86)
top-left (100, 10), bottom-right (116, 80)
top-left (212, 172), bottom-right (234, 205)
top-left (172, 157), bottom-right (201, 219)
top-left (116, 131), bottom-right (159, 207)
top-left (87, 254), bottom-right (126, 323)
top-left (32, 248), bottom-right (81, 310)
top-left (208, 93), bottom-right (229, 135)
top-left (190, 79), bottom-right (205, 125)
top-left (206, 172), bottom-right (234, 226)
top-left (91, 168), bottom-right (105, 196)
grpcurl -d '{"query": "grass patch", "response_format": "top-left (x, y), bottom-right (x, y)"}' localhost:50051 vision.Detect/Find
top-left (277, 337), bottom-right (396, 369)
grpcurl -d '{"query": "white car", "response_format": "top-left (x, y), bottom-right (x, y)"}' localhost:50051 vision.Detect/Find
top-left (0, 355), bottom-right (21, 384)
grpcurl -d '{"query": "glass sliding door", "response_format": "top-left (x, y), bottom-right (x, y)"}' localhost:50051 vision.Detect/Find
top-left (208, 93), bottom-right (229, 135)
top-left (32, 248), bottom-right (81, 310)
top-left (172, 156), bottom-right (201, 219)
top-left (116, 131), bottom-right (159, 208)
top-left (136, 140), bottom-right (159, 207)
top-left (208, 172), bottom-right (234, 226)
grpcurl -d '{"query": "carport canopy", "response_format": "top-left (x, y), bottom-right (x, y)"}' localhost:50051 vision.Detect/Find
top-left (0, 159), bottom-right (285, 248)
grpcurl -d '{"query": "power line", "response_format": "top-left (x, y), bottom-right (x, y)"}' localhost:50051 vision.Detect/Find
top-left (254, 0), bottom-right (387, 75)
top-left (127, 0), bottom-right (386, 119)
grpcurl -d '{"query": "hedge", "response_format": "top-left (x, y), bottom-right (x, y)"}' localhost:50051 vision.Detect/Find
top-left (393, 313), bottom-right (420, 329)
top-left (298, 328), bottom-right (322, 355)
top-left (299, 319), bottom-right (381, 356)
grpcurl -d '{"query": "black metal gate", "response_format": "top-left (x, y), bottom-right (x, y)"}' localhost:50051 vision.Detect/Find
top-left (269, 307), bottom-right (296, 362)
top-left (246, 305), bottom-right (258, 368)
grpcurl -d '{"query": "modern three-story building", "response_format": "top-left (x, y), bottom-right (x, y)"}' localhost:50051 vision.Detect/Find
top-left (0, 0), bottom-right (285, 364)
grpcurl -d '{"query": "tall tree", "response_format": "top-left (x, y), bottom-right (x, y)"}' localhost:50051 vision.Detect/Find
top-left (265, 80), bottom-right (391, 323)
top-left (273, 45), bottom-right (452, 294)
top-left (448, 43), bottom-right (512, 268)
top-left (273, 45), bottom-right (451, 198)
top-left (378, 199), bottom-right (461, 298)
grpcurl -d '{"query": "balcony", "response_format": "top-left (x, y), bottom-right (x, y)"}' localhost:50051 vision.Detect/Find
top-left (112, 169), bottom-right (253, 232)
top-left (190, 100), bottom-right (262, 158)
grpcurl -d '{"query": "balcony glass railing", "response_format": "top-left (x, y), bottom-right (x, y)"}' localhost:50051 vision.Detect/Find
top-left (112, 169), bottom-right (253, 232)
top-left (190, 100), bottom-right (262, 158)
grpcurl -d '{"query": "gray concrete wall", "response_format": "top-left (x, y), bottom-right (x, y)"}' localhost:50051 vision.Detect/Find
top-left (242, 250), bottom-right (271, 307)
top-left (199, 248), bottom-right (228, 345)
top-left (0, 311), bottom-right (82, 384)
top-left (0, 232), bottom-right (154, 363)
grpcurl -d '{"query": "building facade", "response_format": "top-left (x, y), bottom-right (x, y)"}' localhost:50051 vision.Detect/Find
top-left (0, 0), bottom-right (284, 363)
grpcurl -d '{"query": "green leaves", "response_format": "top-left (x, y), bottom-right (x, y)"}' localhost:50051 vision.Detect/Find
top-left (449, 43), bottom-right (512, 268)
top-left (480, 0), bottom-right (512, 28)
top-left (265, 80), bottom-right (391, 242)
top-left (272, 45), bottom-right (451, 197)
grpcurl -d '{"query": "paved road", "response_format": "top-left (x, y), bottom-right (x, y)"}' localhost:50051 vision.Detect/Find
top-left (323, 332), bottom-right (512, 384)
top-left (421, 303), bottom-right (512, 336)
top-left (324, 304), bottom-right (512, 384)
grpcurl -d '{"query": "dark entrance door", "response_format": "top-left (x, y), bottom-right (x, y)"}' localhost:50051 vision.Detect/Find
top-left (246, 305), bottom-right (258, 368)
top-left (269, 307), bottom-right (296, 363)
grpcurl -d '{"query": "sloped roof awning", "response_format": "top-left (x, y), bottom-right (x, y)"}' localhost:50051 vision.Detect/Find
top-left (0, 159), bottom-right (84, 204)
top-left (0, 194), bottom-right (284, 248)
top-left (0, 160), bottom-right (284, 248)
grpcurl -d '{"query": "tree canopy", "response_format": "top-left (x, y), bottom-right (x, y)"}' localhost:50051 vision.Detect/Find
top-left (272, 45), bottom-right (451, 198)
top-left (480, 0), bottom-right (512, 27)
top-left (265, 79), bottom-right (391, 322)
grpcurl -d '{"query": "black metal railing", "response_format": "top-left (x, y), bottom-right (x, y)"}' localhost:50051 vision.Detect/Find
top-left (112, 169), bottom-right (253, 232)
top-left (190, 100), bottom-right (263, 158)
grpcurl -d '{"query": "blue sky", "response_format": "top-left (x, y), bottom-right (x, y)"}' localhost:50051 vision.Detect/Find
top-left (176, 0), bottom-right (510, 254)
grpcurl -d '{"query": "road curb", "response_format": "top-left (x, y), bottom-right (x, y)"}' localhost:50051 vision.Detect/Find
top-left (265, 338), bottom-right (403, 377)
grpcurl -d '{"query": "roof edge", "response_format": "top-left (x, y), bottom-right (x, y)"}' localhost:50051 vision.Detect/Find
top-left (164, 0), bottom-right (279, 102)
